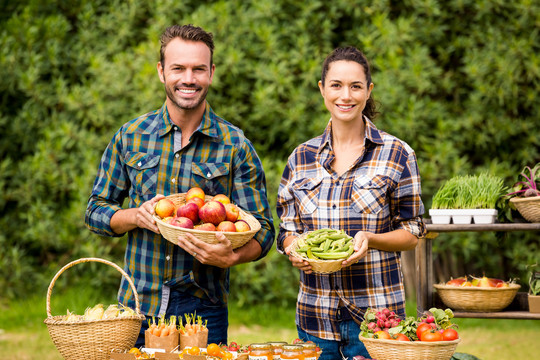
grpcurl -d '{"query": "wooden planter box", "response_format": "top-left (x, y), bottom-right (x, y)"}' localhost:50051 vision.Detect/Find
top-left (529, 295), bottom-right (540, 313)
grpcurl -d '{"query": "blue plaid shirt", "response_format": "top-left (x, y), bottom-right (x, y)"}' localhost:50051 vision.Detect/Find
top-left (277, 118), bottom-right (425, 341)
top-left (85, 102), bottom-right (275, 316)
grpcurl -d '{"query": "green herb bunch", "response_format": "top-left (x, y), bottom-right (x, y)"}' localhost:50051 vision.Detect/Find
top-left (431, 173), bottom-right (504, 209)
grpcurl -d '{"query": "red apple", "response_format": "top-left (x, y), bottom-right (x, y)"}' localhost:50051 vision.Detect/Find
top-left (199, 200), bottom-right (227, 226)
top-left (194, 223), bottom-right (216, 231)
top-left (474, 276), bottom-right (500, 288)
top-left (169, 216), bottom-right (194, 229)
top-left (446, 277), bottom-right (467, 286)
top-left (187, 196), bottom-right (205, 209)
top-left (155, 198), bottom-right (176, 218)
top-left (234, 219), bottom-right (251, 232)
top-left (217, 221), bottom-right (237, 232)
top-left (186, 187), bottom-right (205, 202)
top-left (212, 194), bottom-right (231, 205)
top-left (224, 203), bottom-right (240, 222)
top-left (176, 202), bottom-right (200, 224)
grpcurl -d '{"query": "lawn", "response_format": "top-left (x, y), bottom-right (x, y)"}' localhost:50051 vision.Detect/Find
top-left (1, 286), bottom-right (539, 359)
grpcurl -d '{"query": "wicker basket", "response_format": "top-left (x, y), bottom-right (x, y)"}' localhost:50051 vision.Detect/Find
top-left (359, 337), bottom-right (460, 360)
top-left (44, 258), bottom-right (146, 360)
top-left (289, 232), bottom-right (352, 274)
top-left (510, 196), bottom-right (540, 222)
top-left (433, 283), bottom-right (521, 312)
top-left (153, 193), bottom-right (262, 249)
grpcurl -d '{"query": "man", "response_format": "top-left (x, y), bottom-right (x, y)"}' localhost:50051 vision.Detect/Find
top-left (85, 24), bottom-right (275, 346)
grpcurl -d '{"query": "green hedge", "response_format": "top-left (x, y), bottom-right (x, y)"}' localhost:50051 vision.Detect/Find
top-left (1, 0), bottom-right (539, 305)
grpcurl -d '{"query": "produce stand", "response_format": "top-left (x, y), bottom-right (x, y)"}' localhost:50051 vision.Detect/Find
top-left (416, 222), bottom-right (540, 319)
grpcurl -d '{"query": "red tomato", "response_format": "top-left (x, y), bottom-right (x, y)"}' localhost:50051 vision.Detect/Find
top-left (374, 330), bottom-right (392, 340)
top-left (421, 330), bottom-right (443, 342)
top-left (392, 333), bottom-right (410, 341)
top-left (416, 323), bottom-right (433, 339)
top-left (442, 328), bottom-right (459, 341)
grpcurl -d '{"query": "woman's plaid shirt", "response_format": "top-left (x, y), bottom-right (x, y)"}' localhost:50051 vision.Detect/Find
top-left (277, 118), bottom-right (425, 341)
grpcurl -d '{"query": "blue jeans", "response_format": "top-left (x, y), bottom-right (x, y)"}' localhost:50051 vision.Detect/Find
top-left (297, 320), bottom-right (371, 360)
top-left (134, 289), bottom-right (228, 348)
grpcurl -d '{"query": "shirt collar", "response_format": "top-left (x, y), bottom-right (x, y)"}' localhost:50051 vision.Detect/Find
top-left (157, 102), bottom-right (220, 140)
top-left (318, 115), bottom-right (384, 154)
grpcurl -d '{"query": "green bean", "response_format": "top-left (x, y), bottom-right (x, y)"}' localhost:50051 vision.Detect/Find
top-left (312, 251), bottom-right (350, 260)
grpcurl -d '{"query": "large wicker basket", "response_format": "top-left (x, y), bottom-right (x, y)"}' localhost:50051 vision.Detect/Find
top-left (44, 258), bottom-right (146, 360)
top-left (289, 232), bottom-right (352, 274)
top-left (510, 196), bottom-right (540, 222)
top-left (153, 193), bottom-right (261, 249)
top-left (433, 283), bottom-right (521, 312)
top-left (359, 337), bottom-right (460, 360)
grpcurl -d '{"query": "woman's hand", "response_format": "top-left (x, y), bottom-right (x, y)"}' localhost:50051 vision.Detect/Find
top-left (341, 231), bottom-right (370, 267)
top-left (285, 242), bottom-right (314, 274)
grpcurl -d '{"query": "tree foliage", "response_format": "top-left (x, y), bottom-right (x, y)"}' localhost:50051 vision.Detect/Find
top-left (1, 0), bottom-right (539, 305)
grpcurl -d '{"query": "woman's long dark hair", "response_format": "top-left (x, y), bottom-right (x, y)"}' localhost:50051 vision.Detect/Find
top-left (321, 47), bottom-right (379, 120)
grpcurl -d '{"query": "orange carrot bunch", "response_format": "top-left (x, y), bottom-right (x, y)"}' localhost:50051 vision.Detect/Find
top-left (179, 313), bottom-right (207, 336)
top-left (147, 315), bottom-right (178, 337)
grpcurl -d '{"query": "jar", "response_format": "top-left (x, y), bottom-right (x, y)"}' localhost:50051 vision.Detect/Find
top-left (268, 341), bottom-right (287, 359)
top-left (249, 343), bottom-right (273, 360)
top-left (281, 344), bottom-right (305, 360)
top-left (300, 342), bottom-right (318, 360)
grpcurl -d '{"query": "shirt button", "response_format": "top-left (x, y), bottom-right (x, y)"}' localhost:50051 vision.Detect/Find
top-left (166, 255), bottom-right (170, 261)
top-left (333, 204), bottom-right (337, 209)
top-left (137, 161), bottom-right (142, 167)
top-left (175, 153), bottom-right (179, 158)
top-left (174, 126), bottom-right (178, 131)
top-left (171, 178), bottom-right (176, 183)
top-left (206, 172), bottom-right (211, 178)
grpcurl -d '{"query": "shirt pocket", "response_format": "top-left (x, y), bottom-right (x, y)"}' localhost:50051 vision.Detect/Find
top-left (351, 174), bottom-right (389, 215)
top-left (292, 177), bottom-right (322, 215)
top-left (124, 152), bottom-right (160, 198)
top-left (192, 162), bottom-right (231, 195)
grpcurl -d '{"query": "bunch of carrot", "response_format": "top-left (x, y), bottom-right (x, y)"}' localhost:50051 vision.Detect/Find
top-left (179, 313), bottom-right (208, 336)
top-left (147, 315), bottom-right (179, 337)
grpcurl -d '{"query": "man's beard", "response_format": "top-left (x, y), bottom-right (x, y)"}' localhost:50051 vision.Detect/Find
top-left (165, 83), bottom-right (209, 111)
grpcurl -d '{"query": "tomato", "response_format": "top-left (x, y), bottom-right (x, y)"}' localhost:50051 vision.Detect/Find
top-left (416, 323), bottom-right (433, 339)
top-left (207, 343), bottom-right (222, 357)
top-left (392, 333), bottom-right (410, 341)
top-left (187, 346), bottom-right (200, 355)
top-left (421, 329), bottom-right (443, 342)
top-left (442, 328), bottom-right (459, 341)
top-left (374, 330), bottom-right (392, 340)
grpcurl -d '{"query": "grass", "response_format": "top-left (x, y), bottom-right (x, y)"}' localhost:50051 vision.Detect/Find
top-left (1, 286), bottom-right (539, 359)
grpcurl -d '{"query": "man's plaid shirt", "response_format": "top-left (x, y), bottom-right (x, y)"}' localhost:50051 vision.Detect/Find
top-left (86, 102), bottom-right (275, 316)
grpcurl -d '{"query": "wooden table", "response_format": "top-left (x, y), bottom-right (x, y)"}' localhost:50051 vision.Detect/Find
top-left (416, 222), bottom-right (540, 319)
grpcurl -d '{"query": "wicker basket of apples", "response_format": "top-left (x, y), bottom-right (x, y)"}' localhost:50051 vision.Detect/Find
top-left (433, 276), bottom-right (520, 312)
top-left (152, 188), bottom-right (261, 249)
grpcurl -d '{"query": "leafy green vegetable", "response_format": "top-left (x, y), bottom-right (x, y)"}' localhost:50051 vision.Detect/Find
top-left (432, 173), bottom-right (504, 209)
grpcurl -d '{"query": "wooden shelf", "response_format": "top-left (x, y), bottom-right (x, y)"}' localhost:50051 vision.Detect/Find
top-left (426, 222), bottom-right (540, 233)
top-left (416, 223), bottom-right (540, 319)
top-left (452, 311), bottom-right (540, 320)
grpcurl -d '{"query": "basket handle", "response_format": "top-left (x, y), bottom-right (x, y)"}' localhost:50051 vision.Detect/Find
top-left (46, 257), bottom-right (142, 318)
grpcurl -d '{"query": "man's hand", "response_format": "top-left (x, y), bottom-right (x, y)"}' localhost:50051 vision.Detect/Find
top-left (177, 232), bottom-right (239, 268)
top-left (110, 194), bottom-right (165, 235)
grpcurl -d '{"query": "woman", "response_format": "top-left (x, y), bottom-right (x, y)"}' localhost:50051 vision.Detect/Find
top-left (276, 47), bottom-right (426, 359)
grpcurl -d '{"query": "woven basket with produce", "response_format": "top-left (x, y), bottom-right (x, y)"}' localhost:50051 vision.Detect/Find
top-left (506, 163), bottom-right (540, 222)
top-left (290, 228), bottom-right (355, 274)
top-left (44, 258), bottom-right (146, 360)
top-left (359, 307), bottom-right (460, 360)
top-left (153, 188), bottom-right (261, 249)
top-left (434, 276), bottom-right (520, 312)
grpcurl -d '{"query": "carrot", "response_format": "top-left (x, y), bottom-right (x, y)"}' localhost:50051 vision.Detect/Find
top-left (161, 327), bottom-right (170, 337)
